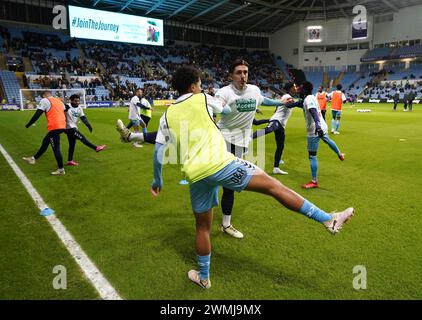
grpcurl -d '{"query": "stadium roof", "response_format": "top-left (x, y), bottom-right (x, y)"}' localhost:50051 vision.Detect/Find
top-left (74, 0), bottom-right (422, 34)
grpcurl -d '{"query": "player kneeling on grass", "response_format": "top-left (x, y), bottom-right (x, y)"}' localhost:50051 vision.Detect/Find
top-left (64, 94), bottom-right (106, 166)
top-left (117, 66), bottom-right (355, 289)
top-left (299, 81), bottom-right (345, 189)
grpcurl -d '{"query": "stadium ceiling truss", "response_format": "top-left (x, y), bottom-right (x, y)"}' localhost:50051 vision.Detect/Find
top-left (71, 0), bottom-right (422, 34)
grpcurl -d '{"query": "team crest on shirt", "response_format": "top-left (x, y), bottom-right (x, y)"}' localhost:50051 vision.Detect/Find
top-left (71, 110), bottom-right (80, 118)
top-left (235, 98), bottom-right (256, 112)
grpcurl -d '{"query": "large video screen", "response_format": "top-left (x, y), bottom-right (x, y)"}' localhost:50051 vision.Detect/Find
top-left (68, 5), bottom-right (164, 46)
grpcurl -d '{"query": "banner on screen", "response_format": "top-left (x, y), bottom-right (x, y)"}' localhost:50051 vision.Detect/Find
top-left (68, 5), bottom-right (164, 46)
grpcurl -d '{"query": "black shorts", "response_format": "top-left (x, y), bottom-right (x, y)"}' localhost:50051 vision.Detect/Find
top-left (140, 114), bottom-right (151, 126)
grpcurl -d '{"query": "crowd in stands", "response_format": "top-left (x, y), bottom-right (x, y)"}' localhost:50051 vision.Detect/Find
top-left (0, 25), bottom-right (304, 103)
top-left (362, 81), bottom-right (422, 99)
top-left (29, 51), bottom-right (98, 75)
top-left (82, 40), bottom-right (284, 90)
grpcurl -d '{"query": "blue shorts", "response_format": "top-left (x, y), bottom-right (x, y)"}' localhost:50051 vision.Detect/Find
top-left (332, 110), bottom-right (342, 119)
top-left (307, 134), bottom-right (330, 152)
top-left (307, 136), bottom-right (320, 152)
top-left (131, 119), bottom-right (141, 127)
top-left (189, 158), bottom-right (257, 213)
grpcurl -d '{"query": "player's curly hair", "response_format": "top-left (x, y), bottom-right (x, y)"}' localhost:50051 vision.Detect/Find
top-left (172, 66), bottom-right (202, 94)
top-left (284, 82), bottom-right (295, 92)
top-left (301, 81), bottom-right (314, 95)
top-left (70, 94), bottom-right (80, 101)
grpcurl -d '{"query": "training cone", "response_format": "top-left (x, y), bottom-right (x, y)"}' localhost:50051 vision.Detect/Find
top-left (40, 208), bottom-right (55, 216)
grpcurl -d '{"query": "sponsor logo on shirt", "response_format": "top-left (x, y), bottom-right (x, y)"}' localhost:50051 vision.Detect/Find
top-left (70, 110), bottom-right (81, 118)
top-left (235, 99), bottom-right (256, 112)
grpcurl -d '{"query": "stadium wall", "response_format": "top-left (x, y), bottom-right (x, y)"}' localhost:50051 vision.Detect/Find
top-left (270, 16), bottom-right (372, 69)
top-left (373, 4), bottom-right (422, 45)
top-left (270, 23), bottom-right (300, 68)
top-left (271, 5), bottom-right (422, 69)
top-left (301, 50), bottom-right (368, 70)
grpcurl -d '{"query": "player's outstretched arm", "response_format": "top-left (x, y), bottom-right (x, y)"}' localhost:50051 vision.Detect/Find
top-left (285, 99), bottom-right (304, 109)
top-left (261, 97), bottom-right (283, 106)
top-left (151, 142), bottom-right (165, 197)
top-left (25, 109), bottom-right (44, 128)
top-left (137, 102), bottom-right (151, 110)
top-left (207, 94), bottom-right (231, 115)
top-left (80, 116), bottom-right (93, 132)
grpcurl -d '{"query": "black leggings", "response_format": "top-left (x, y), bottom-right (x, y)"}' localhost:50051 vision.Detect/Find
top-left (141, 114), bottom-right (151, 126)
top-left (253, 118), bottom-right (270, 125)
top-left (66, 128), bottom-right (97, 161)
top-left (34, 129), bottom-right (65, 169)
top-left (221, 142), bottom-right (247, 216)
top-left (144, 131), bottom-right (157, 144)
top-left (252, 120), bottom-right (285, 168)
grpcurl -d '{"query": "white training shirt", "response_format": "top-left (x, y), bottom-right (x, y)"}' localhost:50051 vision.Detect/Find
top-left (129, 95), bottom-right (141, 120)
top-left (269, 94), bottom-right (294, 128)
top-left (66, 104), bottom-right (85, 129)
top-left (216, 84), bottom-right (264, 148)
top-left (155, 93), bottom-right (224, 145)
top-left (37, 98), bottom-right (53, 112)
top-left (303, 95), bottom-right (328, 137)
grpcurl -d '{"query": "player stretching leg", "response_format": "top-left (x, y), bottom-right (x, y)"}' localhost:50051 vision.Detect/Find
top-left (300, 82), bottom-right (345, 189)
top-left (116, 88), bottom-right (231, 146)
top-left (65, 94), bottom-right (106, 166)
top-left (144, 66), bottom-right (355, 289)
top-left (215, 59), bottom-right (288, 239)
top-left (23, 90), bottom-right (67, 175)
top-left (128, 88), bottom-right (148, 148)
top-left (251, 82), bottom-right (303, 175)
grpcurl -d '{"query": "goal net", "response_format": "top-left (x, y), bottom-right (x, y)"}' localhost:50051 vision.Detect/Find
top-left (19, 88), bottom-right (87, 110)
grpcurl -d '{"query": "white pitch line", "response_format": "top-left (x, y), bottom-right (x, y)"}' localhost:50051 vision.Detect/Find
top-left (0, 143), bottom-right (122, 300)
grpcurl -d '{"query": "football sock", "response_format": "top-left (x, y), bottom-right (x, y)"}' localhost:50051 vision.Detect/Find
top-left (324, 137), bottom-right (341, 155)
top-left (299, 199), bottom-right (331, 223)
top-left (331, 119), bottom-right (335, 131)
top-left (142, 127), bottom-right (148, 135)
top-left (222, 214), bottom-right (231, 228)
top-left (309, 155), bottom-right (318, 182)
top-left (335, 120), bottom-right (340, 132)
top-left (197, 254), bottom-right (211, 281)
top-left (221, 188), bottom-right (234, 219)
top-left (130, 133), bottom-right (144, 143)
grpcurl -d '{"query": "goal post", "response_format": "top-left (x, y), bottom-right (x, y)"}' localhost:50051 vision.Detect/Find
top-left (19, 88), bottom-right (87, 110)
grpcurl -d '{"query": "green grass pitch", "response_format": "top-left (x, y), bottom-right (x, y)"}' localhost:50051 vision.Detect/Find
top-left (0, 103), bottom-right (421, 299)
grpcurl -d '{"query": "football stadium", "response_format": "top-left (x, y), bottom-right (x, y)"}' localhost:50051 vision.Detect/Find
top-left (0, 0), bottom-right (422, 306)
